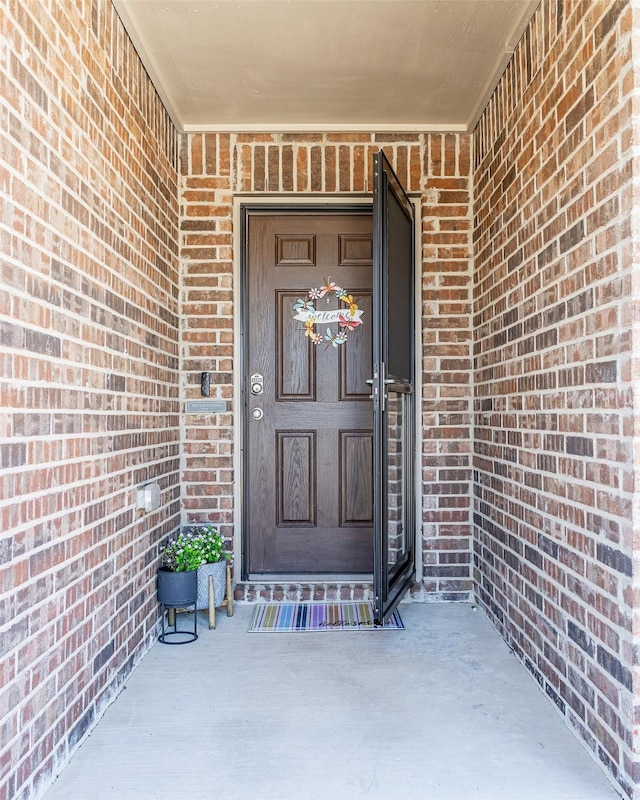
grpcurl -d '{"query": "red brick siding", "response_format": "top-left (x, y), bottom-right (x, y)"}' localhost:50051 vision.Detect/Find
top-left (8, 0), bottom-right (635, 797)
top-left (179, 133), bottom-right (473, 601)
top-left (0, 2), bottom-right (179, 798)
top-left (473, 1), bottom-right (636, 796)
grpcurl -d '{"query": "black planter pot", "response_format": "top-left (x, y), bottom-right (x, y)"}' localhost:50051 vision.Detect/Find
top-left (157, 567), bottom-right (198, 608)
top-left (157, 568), bottom-right (198, 644)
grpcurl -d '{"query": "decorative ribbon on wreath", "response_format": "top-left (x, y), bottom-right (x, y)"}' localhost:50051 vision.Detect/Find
top-left (292, 277), bottom-right (364, 347)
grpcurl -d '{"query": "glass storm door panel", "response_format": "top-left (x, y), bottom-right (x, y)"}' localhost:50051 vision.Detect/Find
top-left (372, 151), bottom-right (416, 625)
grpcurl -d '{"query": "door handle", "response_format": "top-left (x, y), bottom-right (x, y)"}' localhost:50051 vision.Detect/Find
top-left (251, 407), bottom-right (263, 420)
top-left (366, 377), bottom-right (374, 398)
top-left (372, 362), bottom-right (387, 412)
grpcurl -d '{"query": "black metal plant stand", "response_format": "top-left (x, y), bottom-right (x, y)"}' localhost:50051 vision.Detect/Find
top-left (157, 567), bottom-right (198, 645)
top-left (158, 601), bottom-right (198, 644)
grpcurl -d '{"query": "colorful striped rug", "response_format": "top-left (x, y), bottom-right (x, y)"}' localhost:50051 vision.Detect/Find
top-left (248, 602), bottom-right (404, 632)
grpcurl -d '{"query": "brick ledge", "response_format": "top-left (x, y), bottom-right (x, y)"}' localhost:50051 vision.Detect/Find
top-left (234, 581), bottom-right (472, 603)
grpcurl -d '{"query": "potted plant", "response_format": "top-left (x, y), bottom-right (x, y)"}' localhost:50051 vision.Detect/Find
top-left (186, 523), bottom-right (232, 611)
top-left (157, 531), bottom-right (203, 608)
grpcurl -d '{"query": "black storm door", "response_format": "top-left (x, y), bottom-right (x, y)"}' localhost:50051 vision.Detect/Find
top-left (372, 151), bottom-right (416, 625)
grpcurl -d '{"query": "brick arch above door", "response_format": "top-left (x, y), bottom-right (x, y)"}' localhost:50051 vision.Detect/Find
top-left (178, 132), bottom-right (473, 601)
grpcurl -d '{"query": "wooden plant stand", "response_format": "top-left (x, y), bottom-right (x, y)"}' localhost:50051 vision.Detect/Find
top-left (207, 561), bottom-right (234, 630)
top-left (166, 562), bottom-right (234, 631)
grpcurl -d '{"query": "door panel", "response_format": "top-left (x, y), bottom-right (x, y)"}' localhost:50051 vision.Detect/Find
top-left (339, 431), bottom-right (374, 525)
top-left (372, 152), bottom-right (416, 625)
top-left (339, 292), bottom-right (373, 400)
top-left (276, 431), bottom-right (316, 525)
top-left (245, 211), bottom-right (373, 575)
top-left (276, 234), bottom-right (316, 265)
top-left (276, 291), bottom-right (315, 399)
top-left (339, 234), bottom-right (374, 265)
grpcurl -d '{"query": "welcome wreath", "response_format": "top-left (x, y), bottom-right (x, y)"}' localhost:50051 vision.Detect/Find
top-left (292, 277), bottom-right (364, 347)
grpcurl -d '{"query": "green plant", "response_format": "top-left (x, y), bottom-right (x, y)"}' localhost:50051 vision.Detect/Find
top-left (160, 532), bottom-right (205, 572)
top-left (159, 525), bottom-right (230, 572)
top-left (192, 523), bottom-right (231, 564)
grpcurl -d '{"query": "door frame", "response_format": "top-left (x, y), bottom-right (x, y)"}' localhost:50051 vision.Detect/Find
top-left (233, 195), bottom-right (423, 584)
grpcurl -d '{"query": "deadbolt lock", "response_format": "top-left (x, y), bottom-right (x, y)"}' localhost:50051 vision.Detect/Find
top-left (250, 373), bottom-right (264, 395)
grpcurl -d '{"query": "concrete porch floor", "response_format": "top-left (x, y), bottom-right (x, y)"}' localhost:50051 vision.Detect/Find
top-left (42, 603), bottom-right (622, 800)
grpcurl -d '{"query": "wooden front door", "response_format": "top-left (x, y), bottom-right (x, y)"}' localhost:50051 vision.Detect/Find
top-left (244, 210), bottom-right (373, 575)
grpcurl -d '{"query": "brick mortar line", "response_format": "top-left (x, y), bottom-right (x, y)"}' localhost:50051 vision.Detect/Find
top-left (0, 118), bottom-right (179, 267)
top-left (0, 227), bottom-right (178, 322)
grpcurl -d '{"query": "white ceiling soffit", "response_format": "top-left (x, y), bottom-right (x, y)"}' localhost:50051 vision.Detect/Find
top-left (113, 0), bottom-right (540, 134)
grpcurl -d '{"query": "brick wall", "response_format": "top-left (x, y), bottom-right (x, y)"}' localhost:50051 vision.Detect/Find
top-left (473, 1), bottom-right (637, 796)
top-left (0, 2), bottom-right (179, 798)
top-left (179, 133), bottom-right (473, 601)
top-left (12, 1), bottom-right (637, 797)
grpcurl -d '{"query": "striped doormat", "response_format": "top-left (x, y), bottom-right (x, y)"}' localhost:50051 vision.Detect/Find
top-left (248, 602), bottom-right (404, 632)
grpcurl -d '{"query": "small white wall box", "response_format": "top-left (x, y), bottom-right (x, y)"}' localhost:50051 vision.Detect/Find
top-left (137, 482), bottom-right (161, 512)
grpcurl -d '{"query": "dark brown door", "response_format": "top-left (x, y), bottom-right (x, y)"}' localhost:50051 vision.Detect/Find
top-left (244, 211), bottom-right (373, 575)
